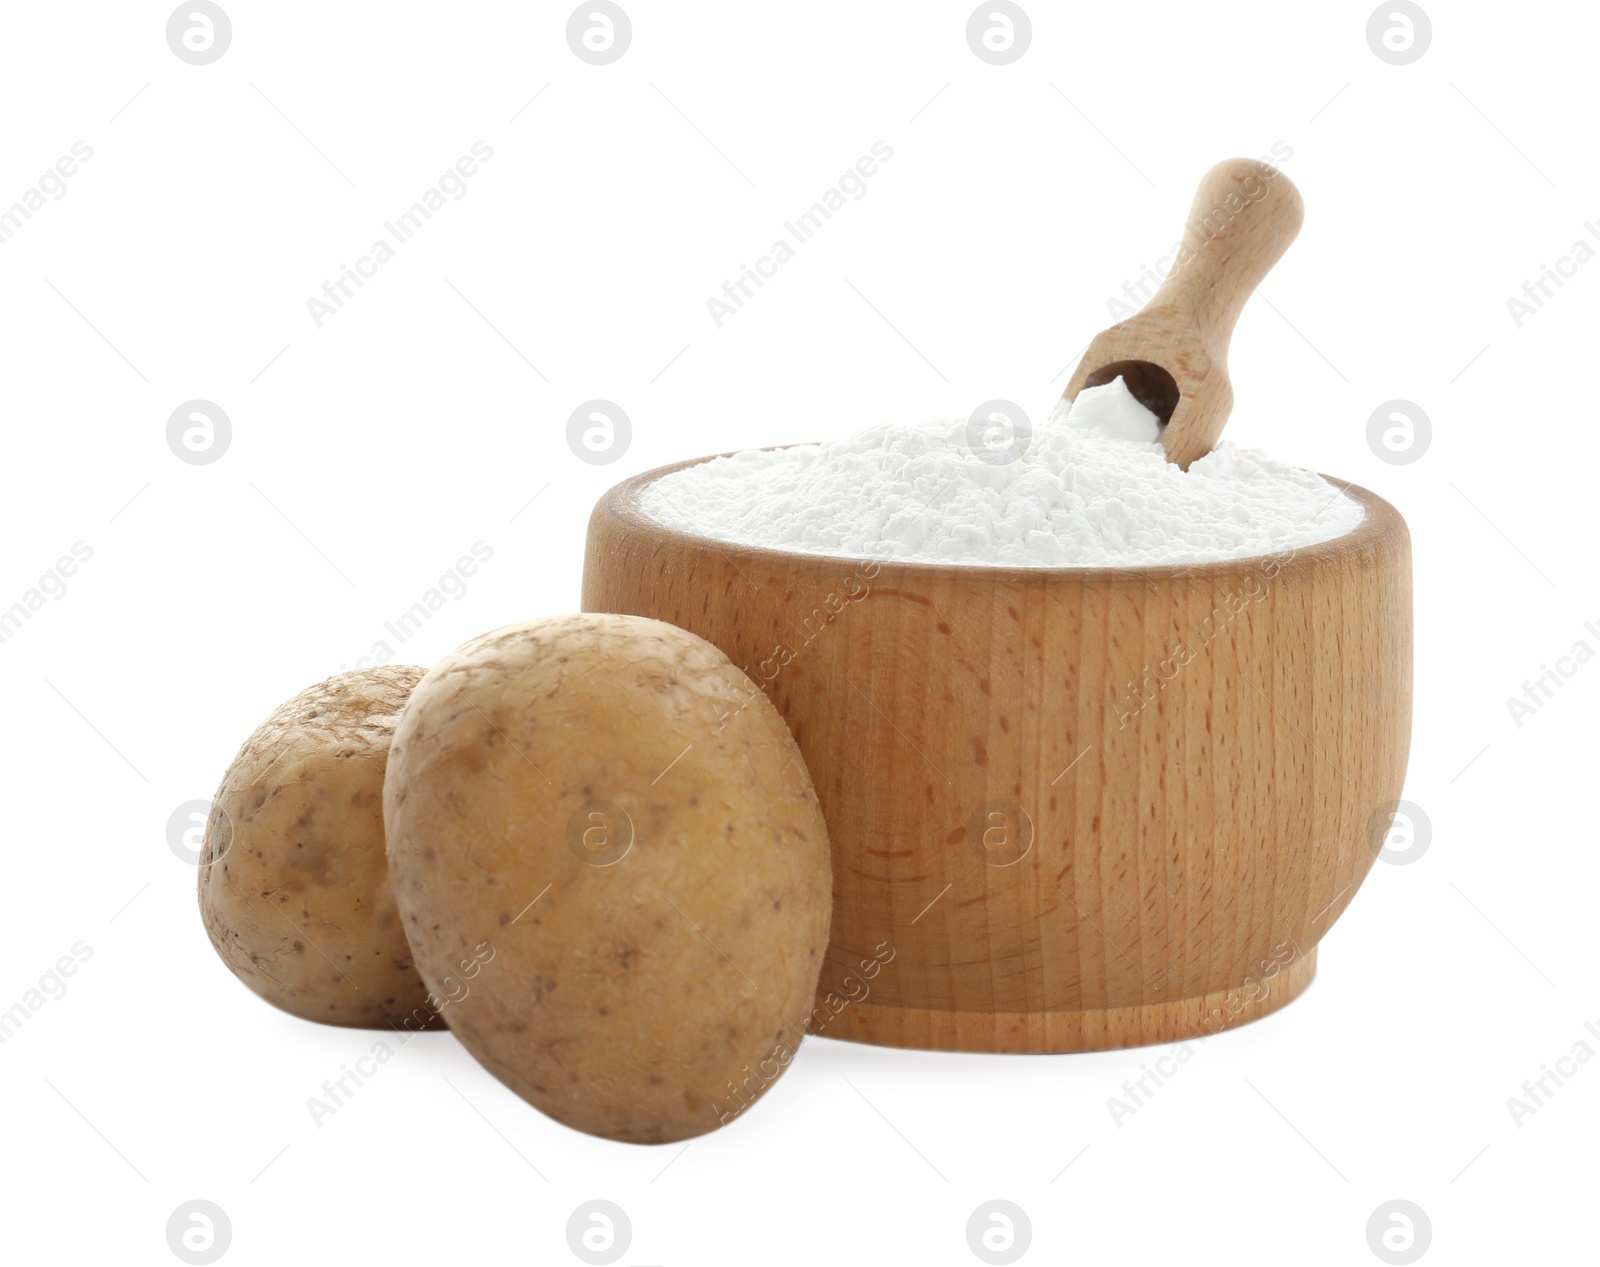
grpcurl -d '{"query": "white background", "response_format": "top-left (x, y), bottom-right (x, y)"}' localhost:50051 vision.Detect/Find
top-left (1, 2), bottom-right (1594, 1264)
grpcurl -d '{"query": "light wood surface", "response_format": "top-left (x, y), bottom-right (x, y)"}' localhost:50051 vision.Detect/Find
top-left (1065, 157), bottom-right (1305, 469)
top-left (582, 472), bottom-right (1411, 1053)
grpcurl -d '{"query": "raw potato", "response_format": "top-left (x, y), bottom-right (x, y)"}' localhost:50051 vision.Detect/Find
top-left (200, 666), bottom-right (437, 1029)
top-left (384, 615), bottom-right (832, 1144)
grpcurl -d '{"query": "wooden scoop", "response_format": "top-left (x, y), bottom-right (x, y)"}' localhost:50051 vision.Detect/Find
top-left (1064, 157), bottom-right (1304, 468)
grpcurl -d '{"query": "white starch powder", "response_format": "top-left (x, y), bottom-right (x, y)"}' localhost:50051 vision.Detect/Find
top-left (639, 379), bottom-right (1364, 567)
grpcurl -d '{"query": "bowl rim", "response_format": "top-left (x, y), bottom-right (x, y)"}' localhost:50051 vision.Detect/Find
top-left (595, 450), bottom-right (1407, 584)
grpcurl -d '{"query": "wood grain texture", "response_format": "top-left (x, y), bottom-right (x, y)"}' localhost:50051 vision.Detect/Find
top-left (1065, 157), bottom-right (1305, 469)
top-left (582, 466), bottom-right (1411, 1053)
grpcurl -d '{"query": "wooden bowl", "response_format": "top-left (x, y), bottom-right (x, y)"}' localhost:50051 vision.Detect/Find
top-left (581, 459), bottom-right (1412, 1053)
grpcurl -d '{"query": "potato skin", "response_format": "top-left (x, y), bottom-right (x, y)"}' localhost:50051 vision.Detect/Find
top-left (200, 666), bottom-right (437, 1029)
top-left (384, 615), bottom-right (832, 1144)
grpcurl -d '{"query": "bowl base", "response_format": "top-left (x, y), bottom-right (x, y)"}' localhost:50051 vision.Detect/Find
top-left (816, 947), bottom-right (1317, 1054)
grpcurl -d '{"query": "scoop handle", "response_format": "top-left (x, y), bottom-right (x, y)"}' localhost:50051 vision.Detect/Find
top-left (1151, 158), bottom-right (1303, 349)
